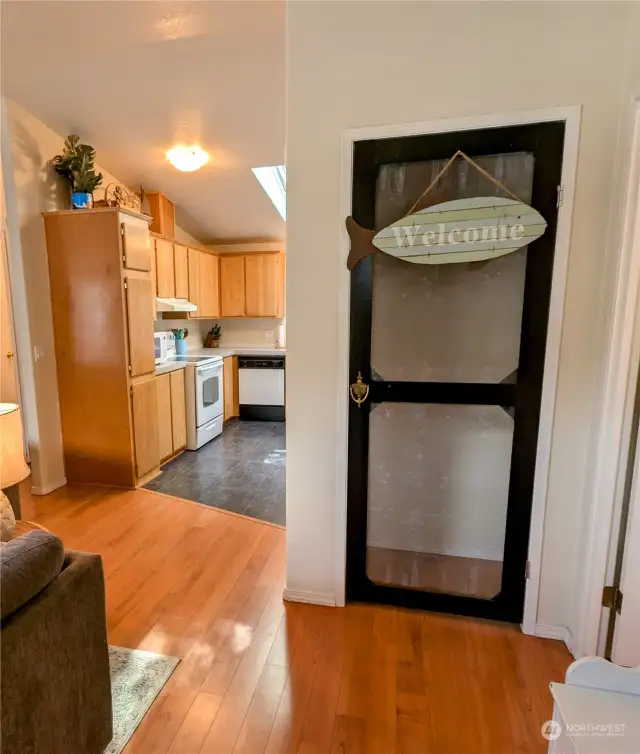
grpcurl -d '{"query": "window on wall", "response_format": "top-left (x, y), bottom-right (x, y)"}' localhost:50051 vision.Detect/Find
top-left (252, 165), bottom-right (286, 219)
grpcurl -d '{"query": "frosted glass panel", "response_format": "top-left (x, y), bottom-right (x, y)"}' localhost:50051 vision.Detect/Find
top-left (366, 402), bottom-right (512, 598)
top-left (371, 153), bottom-right (533, 383)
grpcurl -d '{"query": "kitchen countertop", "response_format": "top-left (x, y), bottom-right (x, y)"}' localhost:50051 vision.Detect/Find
top-left (155, 346), bottom-right (286, 376)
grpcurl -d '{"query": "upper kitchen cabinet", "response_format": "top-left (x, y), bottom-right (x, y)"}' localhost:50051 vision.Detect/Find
top-left (122, 212), bottom-right (153, 271)
top-left (155, 237), bottom-right (175, 297)
top-left (174, 243), bottom-right (189, 299)
top-left (220, 255), bottom-right (246, 316)
top-left (43, 208), bottom-right (159, 488)
top-left (245, 253), bottom-right (284, 317)
top-left (146, 191), bottom-right (175, 238)
top-left (197, 251), bottom-right (221, 318)
top-left (219, 251), bottom-right (285, 318)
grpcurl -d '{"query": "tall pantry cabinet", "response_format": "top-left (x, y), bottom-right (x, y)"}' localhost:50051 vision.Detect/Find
top-left (43, 208), bottom-right (160, 487)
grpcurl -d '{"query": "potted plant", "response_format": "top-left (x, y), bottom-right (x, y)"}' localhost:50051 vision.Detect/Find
top-left (171, 328), bottom-right (189, 356)
top-left (204, 324), bottom-right (222, 348)
top-left (53, 135), bottom-right (103, 209)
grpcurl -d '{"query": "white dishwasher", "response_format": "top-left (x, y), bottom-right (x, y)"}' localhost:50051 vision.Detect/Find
top-left (238, 356), bottom-right (285, 421)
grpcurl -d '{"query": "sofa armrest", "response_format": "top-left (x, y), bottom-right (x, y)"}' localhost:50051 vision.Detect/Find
top-left (0, 531), bottom-right (65, 620)
top-left (1, 549), bottom-right (113, 754)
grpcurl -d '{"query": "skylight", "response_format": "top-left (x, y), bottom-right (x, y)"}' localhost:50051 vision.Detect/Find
top-left (252, 165), bottom-right (286, 220)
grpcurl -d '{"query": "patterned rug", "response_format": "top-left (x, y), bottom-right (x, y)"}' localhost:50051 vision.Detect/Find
top-left (106, 646), bottom-right (180, 754)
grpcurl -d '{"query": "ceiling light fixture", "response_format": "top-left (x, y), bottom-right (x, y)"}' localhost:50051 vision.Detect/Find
top-left (166, 145), bottom-right (209, 172)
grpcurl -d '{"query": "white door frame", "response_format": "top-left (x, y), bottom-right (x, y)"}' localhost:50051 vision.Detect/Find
top-left (335, 106), bottom-right (581, 636)
top-left (575, 94), bottom-right (640, 658)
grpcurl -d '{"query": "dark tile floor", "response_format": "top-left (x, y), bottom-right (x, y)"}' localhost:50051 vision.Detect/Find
top-left (144, 420), bottom-right (285, 526)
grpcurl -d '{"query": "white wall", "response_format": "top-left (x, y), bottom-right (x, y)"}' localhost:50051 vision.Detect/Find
top-left (286, 0), bottom-right (639, 626)
top-left (1, 100), bottom-right (204, 493)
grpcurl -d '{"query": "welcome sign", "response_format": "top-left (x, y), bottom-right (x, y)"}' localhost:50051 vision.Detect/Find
top-left (372, 197), bottom-right (547, 265)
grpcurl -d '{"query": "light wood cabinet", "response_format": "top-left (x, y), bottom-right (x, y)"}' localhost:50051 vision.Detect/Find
top-left (187, 247), bottom-right (201, 315)
top-left (155, 368), bottom-right (187, 461)
top-left (223, 356), bottom-right (239, 422)
top-left (170, 369), bottom-right (187, 450)
top-left (131, 377), bottom-right (159, 478)
top-left (43, 208), bottom-right (158, 487)
top-left (122, 214), bottom-right (152, 272)
top-left (220, 255), bottom-right (246, 316)
top-left (245, 253), bottom-right (283, 317)
top-left (147, 192), bottom-right (175, 238)
top-left (198, 251), bottom-right (221, 318)
top-left (174, 243), bottom-right (189, 299)
top-left (155, 237), bottom-right (175, 297)
top-left (125, 276), bottom-right (155, 377)
top-left (156, 373), bottom-right (173, 461)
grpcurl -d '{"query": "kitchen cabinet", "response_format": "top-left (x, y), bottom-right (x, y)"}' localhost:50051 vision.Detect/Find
top-left (174, 243), bottom-right (189, 299)
top-left (223, 356), bottom-right (239, 421)
top-left (156, 373), bottom-right (173, 461)
top-left (220, 255), bottom-right (246, 316)
top-left (198, 251), bottom-right (221, 318)
top-left (187, 247), bottom-right (201, 314)
top-left (245, 253), bottom-right (283, 317)
top-left (147, 192), bottom-right (175, 238)
top-left (122, 214), bottom-right (152, 272)
top-left (125, 276), bottom-right (155, 377)
top-left (155, 369), bottom-right (187, 461)
top-left (155, 237), bottom-right (175, 297)
top-left (131, 377), bottom-right (160, 478)
top-left (43, 208), bottom-right (159, 487)
top-left (170, 369), bottom-right (187, 450)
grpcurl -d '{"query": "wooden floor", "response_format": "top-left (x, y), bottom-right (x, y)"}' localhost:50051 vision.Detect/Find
top-left (23, 484), bottom-right (572, 754)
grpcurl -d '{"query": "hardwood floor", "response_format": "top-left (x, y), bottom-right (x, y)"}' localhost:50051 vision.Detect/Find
top-left (22, 484), bottom-right (572, 754)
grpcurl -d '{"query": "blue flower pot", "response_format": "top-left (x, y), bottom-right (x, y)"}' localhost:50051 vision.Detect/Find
top-left (72, 192), bottom-right (92, 209)
top-left (175, 339), bottom-right (187, 356)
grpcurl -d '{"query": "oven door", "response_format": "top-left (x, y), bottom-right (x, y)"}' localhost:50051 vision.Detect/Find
top-left (195, 361), bottom-right (223, 427)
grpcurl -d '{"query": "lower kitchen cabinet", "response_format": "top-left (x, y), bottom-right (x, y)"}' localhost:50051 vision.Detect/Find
top-left (131, 377), bottom-right (160, 479)
top-left (156, 374), bottom-right (173, 461)
top-left (156, 369), bottom-right (188, 462)
top-left (223, 356), bottom-right (239, 422)
top-left (170, 369), bottom-right (187, 450)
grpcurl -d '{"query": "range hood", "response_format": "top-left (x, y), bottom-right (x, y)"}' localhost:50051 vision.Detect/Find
top-left (156, 297), bottom-right (197, 313)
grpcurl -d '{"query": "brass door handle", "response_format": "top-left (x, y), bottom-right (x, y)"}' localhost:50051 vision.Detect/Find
top-left (6, 351), bottom-right (14, 358)
top-left (349, 372), bottom-right (369, 408)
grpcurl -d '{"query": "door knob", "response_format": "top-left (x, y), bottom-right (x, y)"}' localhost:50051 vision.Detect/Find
top-left (349, 372), bottom-right (369, 408)
top-left (6, 351), bottom-right (14, 358)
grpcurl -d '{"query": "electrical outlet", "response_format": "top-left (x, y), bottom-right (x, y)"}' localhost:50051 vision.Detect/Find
top-left (265, 329), bottom-right (274, 342)
top-left (33, 345), bottom-right (45, 362)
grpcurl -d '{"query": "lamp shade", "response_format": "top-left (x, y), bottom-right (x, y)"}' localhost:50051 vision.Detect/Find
top-left (0, 403), bottom-right (30, 488)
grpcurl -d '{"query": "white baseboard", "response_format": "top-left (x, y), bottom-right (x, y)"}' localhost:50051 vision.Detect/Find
top-left (535, 623), bottom-right (578, 658)
top-left (30, 477), bottom-right (66, 496)
top-left (283, 588), bottom-right (337, 607)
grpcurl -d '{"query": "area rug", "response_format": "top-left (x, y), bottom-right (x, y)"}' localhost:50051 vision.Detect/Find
top-left (106, 646), bottom-right (180, 754)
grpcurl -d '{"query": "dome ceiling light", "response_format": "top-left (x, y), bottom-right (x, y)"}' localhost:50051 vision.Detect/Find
top-left (166, 145), bottom-right (209, 172)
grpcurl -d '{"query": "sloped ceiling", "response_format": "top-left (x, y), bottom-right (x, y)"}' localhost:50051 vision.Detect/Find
top-left (1, 0), bottom-right (286, 242)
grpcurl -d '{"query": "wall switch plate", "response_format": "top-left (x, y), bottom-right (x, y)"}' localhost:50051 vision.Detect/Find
top-left (33, 345), bottom-right (45, 362)
top-left (265, 329), bottom-right (274, 342)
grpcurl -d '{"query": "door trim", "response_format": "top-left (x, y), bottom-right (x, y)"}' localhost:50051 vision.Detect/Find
top-left (335, 106), bottom-right (582, 636)
top-left (575, 94), bottom-right (640, 659)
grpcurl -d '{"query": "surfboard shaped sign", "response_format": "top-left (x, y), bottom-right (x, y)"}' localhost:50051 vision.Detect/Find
top-left (371, 196), bottom-right (547, 265)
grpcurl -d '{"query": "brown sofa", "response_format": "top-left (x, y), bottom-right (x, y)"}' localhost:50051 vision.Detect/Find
top-left (1, 531), bottom-right (113, 754)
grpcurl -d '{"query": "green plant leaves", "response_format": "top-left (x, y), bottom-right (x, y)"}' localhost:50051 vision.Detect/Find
top-left (52, 134), bottom-right (103, 194)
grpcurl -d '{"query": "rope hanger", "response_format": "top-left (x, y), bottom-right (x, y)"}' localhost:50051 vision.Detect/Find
top-left (405, 150), bottom-right (524, 216)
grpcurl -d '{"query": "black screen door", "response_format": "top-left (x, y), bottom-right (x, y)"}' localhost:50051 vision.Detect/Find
top-left (346, 122), bottom-right (565, 623)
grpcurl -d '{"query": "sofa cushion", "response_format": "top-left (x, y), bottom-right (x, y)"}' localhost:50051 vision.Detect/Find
top-left (0, 531), bottom-right (65, 621)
